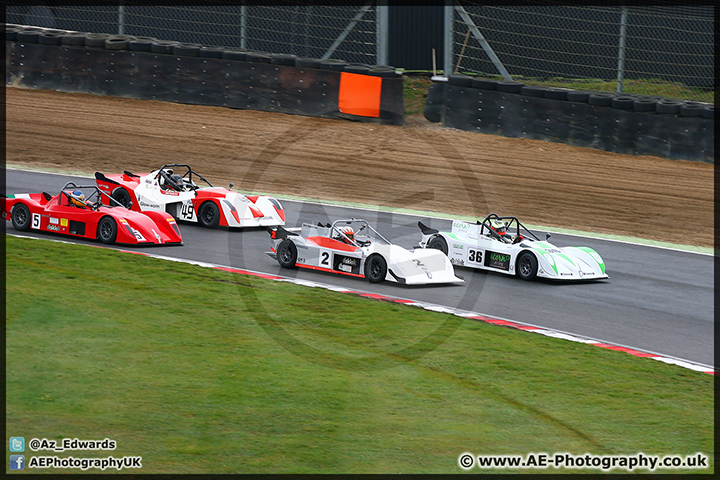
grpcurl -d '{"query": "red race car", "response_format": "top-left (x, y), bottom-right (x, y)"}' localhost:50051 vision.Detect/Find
top-left (2, 182), bottom-right (182, 245)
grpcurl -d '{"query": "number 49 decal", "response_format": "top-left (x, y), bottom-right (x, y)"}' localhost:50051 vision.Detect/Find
top-left (180, 201), bottom-right (194, 220)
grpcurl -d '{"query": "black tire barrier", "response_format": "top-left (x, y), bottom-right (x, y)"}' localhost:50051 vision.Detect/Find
top-left (319, 59), bottom-right (347, 71)
top-left (270, 54), bottom-right (297, 66)
top-left (84, 33), bottom-right (110, 48)
top-left (702, 106), bottom-right (714, 119)
top-left (246, 52), bottom-right (271, 63)
top-left (680, 103), bottom-right (704, 117)
top-left (424, 82), bottom-right (445, 123)
top-left (105, 35), bottom-right (136, 51)
top-left (173, 43), bottom-right (202, 57)
top-left (495, 81), bottom-right (524, 93)
top-left (656, 100), bottom-right (683, 115)
top-left (38, 32), bottom-right (63, 46)
top-left (567, 91), bottom-right (591, 102)
top-left (520, 85), bottom-right (547, 98)
top-left (611, 96), bottom-right (636, 110)
top-left (199, 47), bottom-right (224, 58)
top-left (5, 26), bottom-right (20, 41)
top-left (222, 49), bottom-right (247, 61)
top-left (367, 67), bottom-right (398, 78)
top-left (60, 32), bottom-right (88, 46)
top-left (633, 99), bottom-right (657, 112)
top-left (447, 74), bottom-right (472, 87)
top-left (128, 39), bottom-right (154, 52)
top-left (295, 57), bottom-right (321, 69)
top-left (150, 40), bottom-right (179, 54)
top-left (471, 78), bottom-right (497, 90)
top-left (16, 30), bottom-right (43, 43)
top-left (588, 92), bottom-right (616, 107)
top-left (544, 87), bottom-right (570, 100)
top-left (424, 104), bottom-right (442, 123)
top-left (344, 65), bottom-right (370, 74)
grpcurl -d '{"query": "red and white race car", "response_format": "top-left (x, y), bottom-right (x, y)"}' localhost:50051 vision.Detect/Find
top-left (95, 164), bottom-right (285, 228)
top-left (2, 182), bottom-right (182, 245)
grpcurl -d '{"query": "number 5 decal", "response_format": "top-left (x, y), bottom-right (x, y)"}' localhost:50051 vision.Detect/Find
top-left (32, 213), bottom-right (41, 229)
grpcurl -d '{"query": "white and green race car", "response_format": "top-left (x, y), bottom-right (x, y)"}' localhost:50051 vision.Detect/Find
top-left (417, 213), bottom-right (608, 281)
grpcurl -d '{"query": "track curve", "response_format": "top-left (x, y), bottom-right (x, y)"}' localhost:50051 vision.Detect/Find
top-left (5, 169), bottom-right (714, 368)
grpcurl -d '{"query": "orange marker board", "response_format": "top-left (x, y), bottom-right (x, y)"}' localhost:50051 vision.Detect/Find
top-left (338, 72), bottom-right (382, 118)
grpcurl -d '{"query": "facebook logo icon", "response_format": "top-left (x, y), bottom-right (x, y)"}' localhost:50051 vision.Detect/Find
top-left (10, 455), bottom-right (25, 470)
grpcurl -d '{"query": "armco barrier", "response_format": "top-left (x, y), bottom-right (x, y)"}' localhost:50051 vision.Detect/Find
top-left (426, 79), bottom-right (713, 163)
top-left (5, 34), bottom-right (404, 126)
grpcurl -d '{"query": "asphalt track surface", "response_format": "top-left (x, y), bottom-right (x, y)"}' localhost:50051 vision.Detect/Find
top-left (5, 169), bottom-right (714, 368)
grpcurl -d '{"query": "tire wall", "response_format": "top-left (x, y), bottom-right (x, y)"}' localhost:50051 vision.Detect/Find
top-left (5, 40), bottom-right (404, 126)
top-left (438, 83), bottom-right (713, 163)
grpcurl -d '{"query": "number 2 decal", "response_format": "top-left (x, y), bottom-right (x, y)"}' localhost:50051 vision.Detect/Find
top-left (32, 213), bottom-right (41, 229)
top-left (320, 251), bottom-right (330, 266)
top-left (468, 249), bottom-right (482, 264)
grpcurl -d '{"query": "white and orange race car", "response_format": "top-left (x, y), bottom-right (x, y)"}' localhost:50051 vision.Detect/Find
top-left (95, 164), bottom-right (285, 228)
top-left (267, 218), bottom-right (463, 285)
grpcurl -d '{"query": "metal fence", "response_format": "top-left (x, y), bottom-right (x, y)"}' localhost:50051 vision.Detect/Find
top-left (5, 3), bottom-right (383, 65)
top-left (447, 2), bottom-right (714, 101)
top-left (6, 2), bottom-right (714, 101)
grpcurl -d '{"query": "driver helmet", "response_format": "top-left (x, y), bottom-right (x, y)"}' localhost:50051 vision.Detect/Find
top-left (68, 189), bottom-right (86, 208)
top-left (171, 174), bottom-right (185, 189)
top-left (338, 226), bottom-right (355, 242)
top-left (489, 219), bottom-right (508, 237)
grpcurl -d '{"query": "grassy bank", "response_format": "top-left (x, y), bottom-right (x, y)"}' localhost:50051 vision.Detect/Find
top-left (5, 236), bottom-right (713, 474)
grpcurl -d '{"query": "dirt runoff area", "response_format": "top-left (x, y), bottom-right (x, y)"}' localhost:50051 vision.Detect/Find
top-left (5, 86), bottom-right (714, 248)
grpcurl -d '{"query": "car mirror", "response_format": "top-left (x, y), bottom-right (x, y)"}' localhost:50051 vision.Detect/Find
top-left (229, 182), bottom-right (234, 189)
top-left (546, 233), bottom-right (551, 240)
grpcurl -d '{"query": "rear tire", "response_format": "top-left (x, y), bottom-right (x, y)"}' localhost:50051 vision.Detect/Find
top-left (428, 236), bottom-right (448, 255)
top-left (97, 217), bottom-right (118, 244)
top-left (198, 201), bottom-right (220, 228)
top-left (11, 204), bottom-right (31, 231)
top-left (276, 239), bottom-right (298, 269)
top-left (516, 252), bottom-right (538, 280)
top-left (365, 254), bottom-right (387, 283)
top-left (112, 188), bottom-right (132, 208)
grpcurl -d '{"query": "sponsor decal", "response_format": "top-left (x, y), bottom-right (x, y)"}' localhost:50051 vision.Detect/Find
top-left (411, 258), bottom-right (433, 279)
top-left (485, 251), bottom-right (511, 271)
top-left (49, 217), bottom-right (59, 225)
top-left (453, 243), bottom-right (463, 250)
top-left (60, 218), bottom-right (68, 227)
top-left (452, 221), bottom-right (468, 230)
top-left (46, 225), bottom-right (61, 231)
top-left (333, 254), bottom-right (361, 275)
top-left (297, 257), bottom-right (306, 264)
top-left (450, 258), bottom-right (465, 266)
top-left (161, 190), bottom-right (180, 196)
top-left (139, 201), bottom-right (161, 209)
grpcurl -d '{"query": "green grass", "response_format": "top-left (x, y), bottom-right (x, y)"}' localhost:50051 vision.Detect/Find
top-left (5, 236), bottom-right (714, 474)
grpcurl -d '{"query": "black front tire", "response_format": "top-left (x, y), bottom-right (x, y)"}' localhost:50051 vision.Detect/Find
top-left (112, 188), bottom-right (133, 208)
top-left (365, 254), bottom-right (387, 283)
top-left (428, 236), bottom-right (448, 255)
top-left (97, 217), bottom-right (118, 244)
top-left (516, 252), bottom-right (538, 280)
top-left (198, 201), bottom-right (220, 228)
top-left (276, 239), bottom-right (298, 268)
top-left (11, 204), bottom-right (32, 231)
